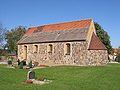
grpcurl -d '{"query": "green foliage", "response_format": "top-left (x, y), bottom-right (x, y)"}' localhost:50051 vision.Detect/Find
top-left (94, 22), bottom-right (112, 54)
top-left (7, 56), bottom-right (14, 65)
top-left (0, 23), bottom-right (7, 47)
top-left (21, 60), bottom-right (26, 66)
top-left (0, 50), bottom-right (5, 56)
top-left (9, 56), bottom-right (14, 61)
top-left (29, 60), bottom-right (32, 68)
top-left (19, 61), bottom-right (23, 69)
top-left (17, 59), bottom-right (20, 65)
top-left (5, 26), bottom-right (26, 54)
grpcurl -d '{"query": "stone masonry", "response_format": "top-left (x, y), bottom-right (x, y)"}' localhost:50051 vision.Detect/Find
top-left (18, 41), bottom-right (108, 66)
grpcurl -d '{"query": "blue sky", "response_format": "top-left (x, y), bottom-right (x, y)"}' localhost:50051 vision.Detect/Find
top-left (0, 0), bottom-right (120, 47)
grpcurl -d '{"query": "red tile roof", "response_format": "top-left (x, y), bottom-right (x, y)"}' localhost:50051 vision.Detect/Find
top-left (112, 48), bottom-right (120, 55)
top-left (26, 19), bottom-right (92, 35)
top-left (25, 27), bottom-right (37, 35)
top-left (89, 33), bottom-right (107, 50)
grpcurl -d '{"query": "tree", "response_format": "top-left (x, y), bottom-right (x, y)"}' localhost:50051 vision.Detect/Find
top-left (0, 23), bottom-right (7, 48)
top-left (94, 22), bottom-right (112, 54)
top-left (5, 26), bottom-right (26, 54)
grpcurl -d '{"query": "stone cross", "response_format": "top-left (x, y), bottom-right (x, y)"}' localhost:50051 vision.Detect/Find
top-left (27, 68), bottom-right (35, 80)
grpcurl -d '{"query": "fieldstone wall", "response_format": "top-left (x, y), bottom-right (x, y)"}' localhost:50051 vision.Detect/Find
top-left (87, 50), bottom-right (108, 65)
top-left (18, 41), bottom-right (108, 66)
top-left (18, 45), bottom-right (24, 60)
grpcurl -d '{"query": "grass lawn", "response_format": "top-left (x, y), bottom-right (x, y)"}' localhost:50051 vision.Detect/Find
top-left (0, 63), bottom-right (120, 90)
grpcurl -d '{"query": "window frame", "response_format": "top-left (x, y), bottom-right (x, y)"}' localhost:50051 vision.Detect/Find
top-left (65, 43), bottom-right (71, 55)
top-left (34, 45), bottom-right (38, 53)
top-left (48, 44), bottom-right (53, 53)
top-left (24, 45), bottom-right (27, 60)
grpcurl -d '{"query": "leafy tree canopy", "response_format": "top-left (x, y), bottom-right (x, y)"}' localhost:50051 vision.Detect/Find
top-left (5, 26), bottom-right (26, 54)
top-left (94, 22), bottom-right (112, 54)
top-left (0, 23), bottom-right (7, 48)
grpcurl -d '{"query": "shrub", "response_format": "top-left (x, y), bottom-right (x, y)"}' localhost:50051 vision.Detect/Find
top-left (21, 60), bottom-right (26, 66)
top-left (17, 59), bottom-right (20, 65)
top-left (7, 56), bottom-right (13, 65)
top-left (10, 57), bottom-right (14, 61)
top-left (14, 65), bottom-right (19, 69)
top-left (19, 62), bottom-right (23, 69)
top-left (29, 60), bottom-right (32, 68)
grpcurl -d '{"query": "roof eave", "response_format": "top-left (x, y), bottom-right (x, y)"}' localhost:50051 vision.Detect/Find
top-left (17, 39), bottom-right (86, 45)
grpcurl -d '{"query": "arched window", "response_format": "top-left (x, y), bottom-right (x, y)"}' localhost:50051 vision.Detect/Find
top-left (34, 45), bottom-right (38, 53)
top-left (66, 43), bottom-right (71, 55)
top-left (24, 46), bottom-right (27, 60)
top-left (48, 44), bottom-right (53, 53)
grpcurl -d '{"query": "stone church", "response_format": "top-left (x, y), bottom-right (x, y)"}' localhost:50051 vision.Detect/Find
top-left (17, 19), bottom-right (108, 66)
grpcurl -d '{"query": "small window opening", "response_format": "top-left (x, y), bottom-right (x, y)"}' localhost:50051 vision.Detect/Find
top-left (48, 44), bottom-right (53, 53)
top-left (66, 43), bottom-right (70, 55)
top-left (34, 45), bottom-right (38, 53)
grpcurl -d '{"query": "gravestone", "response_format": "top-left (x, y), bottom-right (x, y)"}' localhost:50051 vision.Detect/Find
top-left (27, 68), bottom-right (35, 80)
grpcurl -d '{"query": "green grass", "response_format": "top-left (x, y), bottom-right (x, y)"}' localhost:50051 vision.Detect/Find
top-left (0, 63), bottom-right (120, 90)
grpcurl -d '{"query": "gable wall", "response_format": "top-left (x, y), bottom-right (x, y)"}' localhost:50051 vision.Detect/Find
top-left (86, 20), bottom-right (96, 49)
top-left (87, 50), bottom-right (108, 65)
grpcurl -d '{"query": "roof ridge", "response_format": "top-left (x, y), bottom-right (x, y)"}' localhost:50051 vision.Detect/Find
top-left (28, 19), bottom-right (92, 29)
top-left (37, 18), bottom-right (92, 27)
